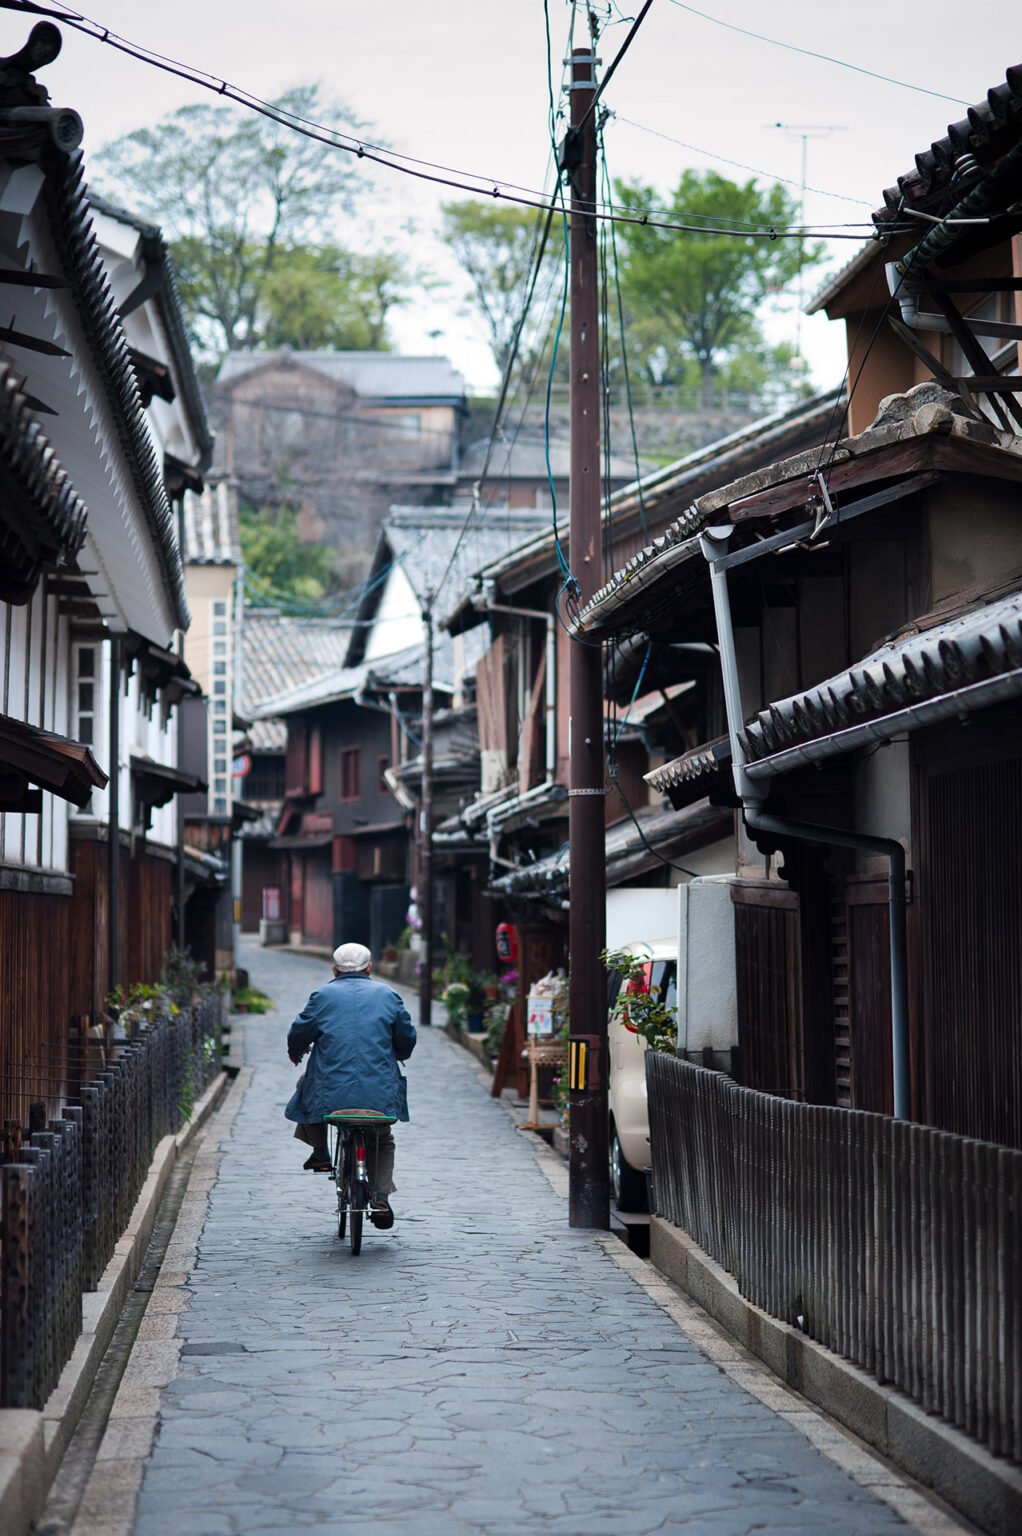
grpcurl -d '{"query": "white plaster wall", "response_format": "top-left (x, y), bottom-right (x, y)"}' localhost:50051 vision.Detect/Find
top-left (854, 737), bottom-right (911, 871)
top-left (363, 564), bottom-right (424, 662)
top-left (0, 591), bottom-right (73, 872)
top-left (676, 876), bottom-right (738, 1055)
top-left (606, 887), bottom-right (676, 949)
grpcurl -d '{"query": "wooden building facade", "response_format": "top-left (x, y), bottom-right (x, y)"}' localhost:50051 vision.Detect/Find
top-left (578, 62), bottom-right (1022, 1151)
top-left (0, 26), bottom-right (209, 1126)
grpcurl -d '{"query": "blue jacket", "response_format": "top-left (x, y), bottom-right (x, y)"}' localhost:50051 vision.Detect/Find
top-left (284, 973), bottom-right (416, 1124)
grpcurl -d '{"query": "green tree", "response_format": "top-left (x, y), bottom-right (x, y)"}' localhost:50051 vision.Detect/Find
top-left (614, 171), bottom-right (823, 409)
top-left (94, 87), bottom-right (371, 355)
top-left (441, 200), bottom-right (564, 378)
top-left (239, 503), bottom-right (335, 605)
top-left (259, 245), bottom-right (408, 351)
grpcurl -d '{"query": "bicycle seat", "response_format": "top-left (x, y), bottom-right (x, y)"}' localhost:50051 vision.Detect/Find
top-left (323, 1108), bottom-right (398, 1125)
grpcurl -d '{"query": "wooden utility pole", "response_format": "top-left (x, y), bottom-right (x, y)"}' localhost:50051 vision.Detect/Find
top-left (108, 634), bottom-right (122, 994)
top-left (566, 44), bottom-right (609, 1229)
top-left (418, 595), bottom-right (435, 1030)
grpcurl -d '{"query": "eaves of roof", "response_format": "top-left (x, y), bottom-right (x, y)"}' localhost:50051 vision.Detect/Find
top-left (645, 737), bottom-right (733, 811)
top-left (0, 710), bottom-right (107, 808)
top-left (90, 194), bottom-right (215, 473)
top-left (874, 63), bottom-right (1022, 225)
top-left (741, 588), bottom-right (1022, 779)
top-left (7, 128), bottom-right (191, 630)
top-left (807, 240), bottom-right (883, 317)
top-left (0, 363), bottom-right (89, 604)
top-left (577, 385), bottom-right (1022, 640)
top-left (490, 798), bottom-right (729, 904)
top-left (252, 643), bottom-right (439, 719)
top-left (446, 389), bottom-right (844, 633)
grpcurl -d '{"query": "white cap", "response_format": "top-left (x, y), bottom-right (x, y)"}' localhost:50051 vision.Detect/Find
top-left (333, 941), bottom-right (371, 973)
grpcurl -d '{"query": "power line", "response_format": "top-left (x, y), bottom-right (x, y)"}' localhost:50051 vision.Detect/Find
top-left (611, 113), bottom-right (873, 208)
top-left (7, 2), bottom-right (898, 241)
top-left (600, 133), bottom-right (649, 541)
top-left (431, 192), bottom-right (564, 597)
top-left (665, 1), bottom-right (970, 106)
top-left (576, 0), bottom-right (656, 131)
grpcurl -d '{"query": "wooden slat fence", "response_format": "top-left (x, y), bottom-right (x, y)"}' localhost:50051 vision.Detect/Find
top-left (647, 1052), bottom-right (1022, 1462)
top-left (0, 993), bottom-right (224, 1409)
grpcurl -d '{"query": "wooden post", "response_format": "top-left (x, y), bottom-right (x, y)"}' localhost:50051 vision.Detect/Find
top-left (566, 44), bottom-right (609, 1229)
top-left (419, 595), bottom-right (435, 1030)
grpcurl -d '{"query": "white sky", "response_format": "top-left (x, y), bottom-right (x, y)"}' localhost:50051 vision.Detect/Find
top-left (15, 1), bottom-right (1022, 395)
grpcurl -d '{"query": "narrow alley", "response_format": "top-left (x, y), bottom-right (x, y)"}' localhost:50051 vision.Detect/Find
top-left (59, 945), bottom-right (967, 1536)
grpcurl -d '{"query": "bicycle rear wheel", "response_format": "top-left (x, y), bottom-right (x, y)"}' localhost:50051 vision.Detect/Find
top-left (335, 1131), bottom-right (347, 1240)
top-left (347, 1128), bottom-right (368, 1255)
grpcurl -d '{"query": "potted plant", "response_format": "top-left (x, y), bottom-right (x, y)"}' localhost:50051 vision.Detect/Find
top-left (440, 979), bottom-right (470, 1028)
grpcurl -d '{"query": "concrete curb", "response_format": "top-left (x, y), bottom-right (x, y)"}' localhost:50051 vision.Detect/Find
top-left (445, 1024), bottom-right (491, 1069)
top-left (650, 1215), bottom-right (1022, 1536)
top-left (0, 1071), bottom-right (228, 1536)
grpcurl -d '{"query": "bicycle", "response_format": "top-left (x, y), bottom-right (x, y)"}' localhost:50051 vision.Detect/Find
top-left (325, 1110), bottom-right (397, 1256)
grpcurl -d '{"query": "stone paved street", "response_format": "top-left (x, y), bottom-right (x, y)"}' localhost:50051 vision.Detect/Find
top-left (75, 943), bottom-right (967, 1536)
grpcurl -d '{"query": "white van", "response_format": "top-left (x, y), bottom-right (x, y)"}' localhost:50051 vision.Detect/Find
top-left (607, 938), bottom-right (677, 1211)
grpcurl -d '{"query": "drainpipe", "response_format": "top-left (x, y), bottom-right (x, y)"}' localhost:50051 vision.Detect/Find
top-left (108, 634), bottom-right (122, 996)
top-left (699, 526), bottom-right (911, 1119)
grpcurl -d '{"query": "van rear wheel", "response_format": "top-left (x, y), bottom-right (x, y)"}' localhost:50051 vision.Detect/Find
top-left (610, 1124), bottom-right (648, 1212)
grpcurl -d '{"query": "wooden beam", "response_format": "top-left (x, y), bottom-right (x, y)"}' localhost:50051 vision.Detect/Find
top-left (729, 440), bottom-right (933, 524)
top-left (930, 291), bottom-right (1022, 432)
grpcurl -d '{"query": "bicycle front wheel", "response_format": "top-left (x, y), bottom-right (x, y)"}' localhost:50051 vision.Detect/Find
top-left (349, 1209), bottom-right (363, 1256)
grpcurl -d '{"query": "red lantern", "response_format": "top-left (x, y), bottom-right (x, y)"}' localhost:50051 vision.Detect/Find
top-left (495, 922), bottom-right (518, 965)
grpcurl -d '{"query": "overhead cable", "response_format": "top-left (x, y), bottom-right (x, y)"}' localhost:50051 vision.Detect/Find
top-left (665, 1), bottom-right (970, 106)
top-left (10, 1), bottom-right (898, 241)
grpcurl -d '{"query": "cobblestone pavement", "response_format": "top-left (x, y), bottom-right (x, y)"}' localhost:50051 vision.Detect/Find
top-left (78, 943), bottom-right (968, 1536)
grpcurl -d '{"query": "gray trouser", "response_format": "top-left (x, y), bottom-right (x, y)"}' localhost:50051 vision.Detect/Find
top-left (295, 1122), bottom-right (397, 1195)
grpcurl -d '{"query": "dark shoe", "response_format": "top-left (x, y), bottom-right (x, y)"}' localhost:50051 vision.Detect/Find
top-left (370, 1197), bottom-right (394, 1229)
top-left (303, 1154), bottom-right (332, 1172)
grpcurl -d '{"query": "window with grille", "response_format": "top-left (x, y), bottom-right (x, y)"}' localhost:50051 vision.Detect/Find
top-left (74, 645), bottom-right (96, 746)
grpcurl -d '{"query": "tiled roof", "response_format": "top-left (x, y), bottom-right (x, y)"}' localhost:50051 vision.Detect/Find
top-left (645, 737), bottom-right (732, 807)
top-left (183, 480), bottom-right (240, 566)
top-left (250, 643), bottom-right (432, 721)
top-left (576, 383), bottom-right (1017, 639)
top-left (386, 506), bottom-right (549, 615)
top-left (0, 361), bottom-right (89, 603)
top-left (490, 799), bottom-right (728, 905)
top-left (457, 431), bottom-right (644, 485)
top-left (743, 589), bottom-right (1022, 773)
top-left (0, 126), bottom-right (191, 630)
top-left (875, 64), bottom-right (1022, 224)
top-left (216, 350), bottom-right (466, 402)
top-left (471, 390), bottom-right (844, 634)
top-left (345, 506), bottom-right (550, 670)
top-left (241, 611), bottom-right (352, 751)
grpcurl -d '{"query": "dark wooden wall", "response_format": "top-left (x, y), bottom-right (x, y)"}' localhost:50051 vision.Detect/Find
top-left (0, 886), bottom-right (72, 1126)
top-left (302, 847), bottom-right (333, 946)
top-left (917, 731), bottom-right (1022, 1150)
top-left (847, 885), bottom-right (893, 1116)
top-left (732, 883), bottom-right (804, 1098)
top-left (69, 836), bottom-right (173, 1020)
top-left (241, 842), bottom-right (282, 932)
top-left (128, 853), bottom-right (172, 986)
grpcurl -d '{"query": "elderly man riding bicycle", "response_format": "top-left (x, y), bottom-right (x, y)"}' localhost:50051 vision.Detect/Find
top-left (285, 941), bottom-right (416, 1228)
